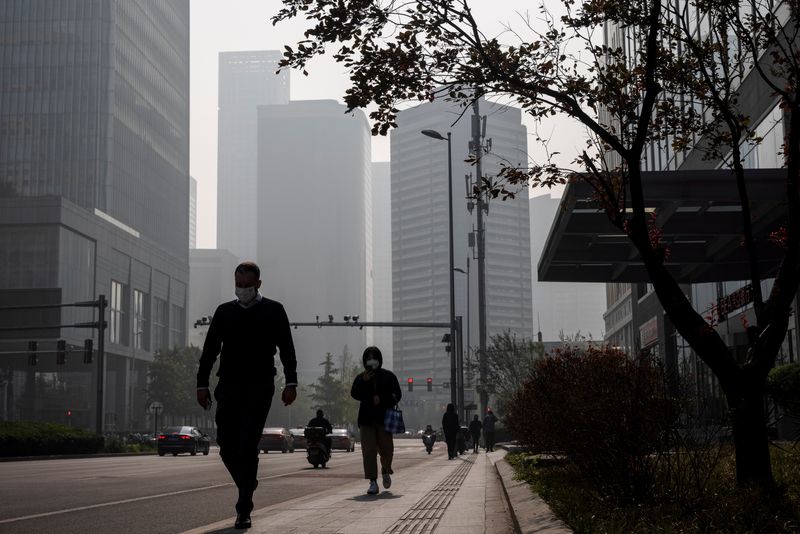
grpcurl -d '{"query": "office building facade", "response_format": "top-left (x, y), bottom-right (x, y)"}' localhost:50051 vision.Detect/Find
top-left (0, 0), bottom-right (190, 431)
top-left (217, 51), bottom-right (289, 262)
top-left (391, 98), bottom-right (532, 427)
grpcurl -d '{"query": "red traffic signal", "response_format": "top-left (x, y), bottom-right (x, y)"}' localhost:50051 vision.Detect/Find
top-left (67, 409), bottom-right (72, 417)
top-left (407, 377), bottom-right (413, 392)
top-left (426, 377), bottom-right (433, 391)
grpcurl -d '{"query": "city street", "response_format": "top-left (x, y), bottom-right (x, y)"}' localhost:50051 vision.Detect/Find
top-left (0, 440), bottom-right (436, 534)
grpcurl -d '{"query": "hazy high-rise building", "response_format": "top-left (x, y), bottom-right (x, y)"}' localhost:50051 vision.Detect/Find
top-left (0, 0), bottom-right (190, 431)
top-left (190, 176), bottom-right (197, 249)
top-left (256, 100), bottom-right (371, 383)
top-left (391, 98), bottom-right (532, 425)
top-left (187, 249), bottom-right (239, 347)
top-left (371, 162), bottom-right (393, 368)
top-left (530, 194), bottom-right (605, 341)
top-left (217, 51), bottom-right (290, 261)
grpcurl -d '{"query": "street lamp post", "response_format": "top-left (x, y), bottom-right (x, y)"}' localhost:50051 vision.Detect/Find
top-left (421, 129), bottom-right (457, 410)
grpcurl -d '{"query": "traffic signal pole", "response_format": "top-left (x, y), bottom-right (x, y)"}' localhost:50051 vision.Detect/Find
top-left (96, 295), bottom-right (106, 435)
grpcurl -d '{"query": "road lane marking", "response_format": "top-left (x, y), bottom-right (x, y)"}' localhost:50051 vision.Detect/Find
top-left (0, 470), bottom-right (293, 525)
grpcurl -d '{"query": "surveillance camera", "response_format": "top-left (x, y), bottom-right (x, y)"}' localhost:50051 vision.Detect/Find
top-left (352, 315), bottom-right (359, 322)
top-left (343, 315), bottom-right (351, 322)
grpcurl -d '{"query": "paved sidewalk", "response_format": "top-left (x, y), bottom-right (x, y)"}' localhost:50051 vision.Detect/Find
top-left (182, 451), bottom-right (515, 534)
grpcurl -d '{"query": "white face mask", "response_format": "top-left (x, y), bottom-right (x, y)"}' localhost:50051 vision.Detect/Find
top-left (365, 359), bottom-right (379, 370)
top-left (235, 286), bottom-right (257, 304)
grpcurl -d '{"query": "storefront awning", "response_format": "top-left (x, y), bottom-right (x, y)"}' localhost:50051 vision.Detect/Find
top-left (538, 168), bottom-right (789, 283)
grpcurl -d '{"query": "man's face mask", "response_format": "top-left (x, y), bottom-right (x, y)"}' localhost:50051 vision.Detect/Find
top-left (365, 358), bottom-right (380, 370)
top-left (235, 286), bottom-right (257, 304)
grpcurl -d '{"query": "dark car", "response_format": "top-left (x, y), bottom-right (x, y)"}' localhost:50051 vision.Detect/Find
top-left (260, 427), bottom-right (294, 453)
top-left (328, 428), bottom-right (355, 452)
top-left (289, 428), bottom-right (307, 449)
top-left (157, 426), bottom-right (211, 456)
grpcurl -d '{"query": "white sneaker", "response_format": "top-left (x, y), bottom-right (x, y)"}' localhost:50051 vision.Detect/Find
top-left (382, 472), bottom-right (392, 489)
top-left (367, 480), bottom-right (379, 495)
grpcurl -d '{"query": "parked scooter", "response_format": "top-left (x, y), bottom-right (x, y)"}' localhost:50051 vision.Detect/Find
top-left (304, 426), bottom-right (330, 468)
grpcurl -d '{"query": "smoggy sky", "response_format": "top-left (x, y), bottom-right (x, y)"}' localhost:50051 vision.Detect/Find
top-left (190, 0), bottom-right (581, 249)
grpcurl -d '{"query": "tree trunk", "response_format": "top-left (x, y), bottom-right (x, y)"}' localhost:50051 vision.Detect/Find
top-left (729, 389), bottom-right (774, 488)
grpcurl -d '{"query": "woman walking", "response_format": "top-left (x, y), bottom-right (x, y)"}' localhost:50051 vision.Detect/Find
top-left (441, 403), bottom-right (460, 460)
top-left (350, 346), bottom-right (402, 495)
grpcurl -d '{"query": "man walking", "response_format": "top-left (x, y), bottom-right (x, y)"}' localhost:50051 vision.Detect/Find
top-left (196, 262), bottom-right (298, 530)
top-left (468, 414), bottom-right (482, 453)
top-left (483, 409), bottom-right (498, 452)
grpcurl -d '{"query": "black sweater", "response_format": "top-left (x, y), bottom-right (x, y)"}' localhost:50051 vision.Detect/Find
top-left (350, 368), bottom-right (402, 427)
top-left (196, 298), bottom-right (298, 387)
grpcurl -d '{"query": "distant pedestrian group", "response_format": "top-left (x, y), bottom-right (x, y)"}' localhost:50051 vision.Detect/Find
top-left (441, 406), bottom-right (499, 458)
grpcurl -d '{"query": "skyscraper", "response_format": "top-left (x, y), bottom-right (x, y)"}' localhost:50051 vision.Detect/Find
top-left (391, 98), bottom-right (532, 426)
top-left (217, 51), bottom-right (290, 261)
top-left (0, 0), bottom-right (190, 431)
top-left (256, 100), bottom-right (371, 383)
top-left (371, 162), bottom-right (393, 369)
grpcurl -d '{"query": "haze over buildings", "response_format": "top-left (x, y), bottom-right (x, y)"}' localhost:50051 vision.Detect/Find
top-left (256, 100), bottom-right (371, 383)
top-left (529, 195), bottom-right (605, 341)
top-left (217, 51), bottom-right (290, 262)
top-left (371, 162), bottom-right (394, 369)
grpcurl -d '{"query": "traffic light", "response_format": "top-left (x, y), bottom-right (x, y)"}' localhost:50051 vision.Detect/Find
top-left (56, 339), bottom-right (66, 365)
top-left (441, 333), bottom-right (451, 353)
top-left (67, 409), bottom-right (72, 417)
top-left (83, 339), bottom-right (93, 363)
top-left (28, 341), bottom-right (38, 366)
top-left (407, 377), bottom-right (413, 392)
top-left (427, 377), bottom-right (433, 392)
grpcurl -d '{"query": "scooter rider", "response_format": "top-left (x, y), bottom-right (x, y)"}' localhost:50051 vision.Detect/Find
top-left (308, 409), bottom-right (333, 452)
top-left (422, 424), bottom-right (436, 453)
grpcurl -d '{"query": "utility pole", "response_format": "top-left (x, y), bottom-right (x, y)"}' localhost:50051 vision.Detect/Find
top-left (472, 97), bottom-right (489, 418)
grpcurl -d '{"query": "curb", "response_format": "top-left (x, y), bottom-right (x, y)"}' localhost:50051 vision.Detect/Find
top-left (0, 451), bottom-right (159, 462)
top-left (490, 449), bottom-right (572, 534)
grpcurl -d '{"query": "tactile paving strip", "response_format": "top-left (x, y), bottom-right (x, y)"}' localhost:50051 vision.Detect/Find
top-left (383, 457), bottom-right (475, 534)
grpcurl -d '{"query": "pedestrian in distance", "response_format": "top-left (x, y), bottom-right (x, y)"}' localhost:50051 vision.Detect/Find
top-left (196, 261), bottom-right (298, 530)
top-left (468, 414), bottom-right (482, 453)
top-left (442, 403), bottom-right (460, 460)
top-left (350, 346), bottom-right (402, 495)
top-left (483, 409), bottom-right (499, 452)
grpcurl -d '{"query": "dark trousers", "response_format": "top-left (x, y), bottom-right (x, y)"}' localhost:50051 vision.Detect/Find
top-left (471, 433), bottom-right (481, 452)
top-left (445, 434), bottom-right (457, 459)
top-left (484, 431), bottom-right (495, 452)
top-left (214, 380), bottom-right (274, 514)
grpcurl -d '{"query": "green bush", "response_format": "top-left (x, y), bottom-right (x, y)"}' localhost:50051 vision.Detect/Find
top-left (0, 421), bottom-right (104, 456)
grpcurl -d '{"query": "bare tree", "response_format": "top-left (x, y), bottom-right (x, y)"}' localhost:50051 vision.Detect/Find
top-left (273, 0), bottom-right (800, 488)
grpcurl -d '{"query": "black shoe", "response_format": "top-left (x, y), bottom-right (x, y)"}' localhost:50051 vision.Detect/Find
top-left (235, 513), bottom-right (251, 529)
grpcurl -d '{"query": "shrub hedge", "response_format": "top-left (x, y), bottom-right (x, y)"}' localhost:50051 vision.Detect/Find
top-left (0, 421), bottom-right (104, 456)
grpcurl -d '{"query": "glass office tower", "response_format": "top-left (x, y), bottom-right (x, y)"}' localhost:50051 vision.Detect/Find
top-left (0, 1), bottom-right (190, 432)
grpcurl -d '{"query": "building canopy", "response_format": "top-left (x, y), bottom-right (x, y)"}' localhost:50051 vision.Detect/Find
top-left (538, 169), bottom-right (789, 283)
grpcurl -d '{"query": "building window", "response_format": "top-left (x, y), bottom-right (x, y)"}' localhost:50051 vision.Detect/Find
top-left (109, 280), bottom-right (128, 345)
top-left (152, 297), bottom-right (168, 353)
top-left (170, 304), bottom-right (185, 348)
top-left (133, 289), bottom-right (149, 351)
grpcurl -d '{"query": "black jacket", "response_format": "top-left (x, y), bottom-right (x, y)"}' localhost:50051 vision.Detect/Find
top-left (196, 298), bottom-right (298, 387)
top-left (442, 411), bottom-right (460, 437)
top-left (468, 419), bottom-right (482, 436)
top-left (350, 368), bottom-right (402, 427)
top-left (307, 416), bottom-right (332, 434)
